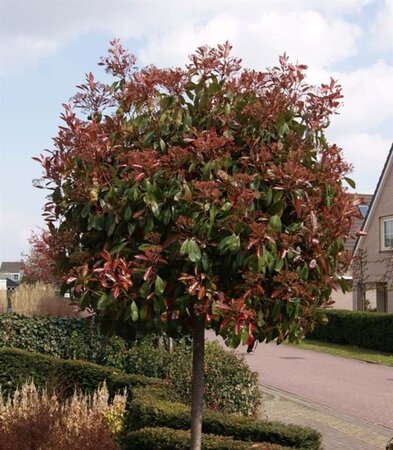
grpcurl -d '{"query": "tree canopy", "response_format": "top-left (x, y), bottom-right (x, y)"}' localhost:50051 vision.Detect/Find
top-left (36, 40), bottom-right (358, 346)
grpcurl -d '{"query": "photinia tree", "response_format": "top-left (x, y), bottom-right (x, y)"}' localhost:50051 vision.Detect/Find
top-left (22, 231), bottom-right (58, 285)
top-left (35, 40), bottom-right (360, 449)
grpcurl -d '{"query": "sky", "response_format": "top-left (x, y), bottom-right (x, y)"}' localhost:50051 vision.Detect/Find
top-left (0, 0), bottom-right (392, 261)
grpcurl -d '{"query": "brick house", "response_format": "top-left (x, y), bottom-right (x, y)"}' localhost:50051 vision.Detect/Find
top-left (352, 144), bottom-right (393, 312)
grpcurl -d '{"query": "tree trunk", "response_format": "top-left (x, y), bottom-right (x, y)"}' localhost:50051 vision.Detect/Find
top-left (190, 314), bottom-right (205, 450)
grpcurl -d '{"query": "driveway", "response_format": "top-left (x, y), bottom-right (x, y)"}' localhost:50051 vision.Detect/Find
top-left (207, 332), bottom-right (393, 449)
top-left (240, 341), bottom-right (393, 429)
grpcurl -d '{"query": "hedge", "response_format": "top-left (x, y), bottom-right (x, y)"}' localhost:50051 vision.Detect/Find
top-left (0, 347), bottom-right (162, 399)
top-left (307, 310), bottom-right (393, 353)
top-left (0, 315), bottom-right (262, 415)
top-left (0, 348), bottom-right (321, 449)
top-left (125, 386), bottom-right (322, 449)
top-left (121, 427), bottom-right (292, 450)
top-left (0, 313), bottom-right (126, 365)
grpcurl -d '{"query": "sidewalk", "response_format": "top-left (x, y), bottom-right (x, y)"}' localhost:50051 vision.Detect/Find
top-left (259, 384), bottom-right (392, 450)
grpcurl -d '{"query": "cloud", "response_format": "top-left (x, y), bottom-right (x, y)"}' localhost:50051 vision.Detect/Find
top-left (369, 0), bottom-right (393, 50)
top-left (0, 0), bottom-right (365, 76)
top-left (328, 61), bottom-right (393, 133)
top-left (331, 133), bottom-right (392, 193)
top-left (0, 209), bottom-right (44, 260)
top-left (138, 10), bottom-right (361, 70)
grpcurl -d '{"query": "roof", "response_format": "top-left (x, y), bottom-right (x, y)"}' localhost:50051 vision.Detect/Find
top-left (353, 143), bottom-right (393, 255)
top-left (6, 278), bottom-right (20, 288)
top-left (344, 193), bottom-right (373, 253)
top-left (0, 261), bottom-right (23, 273)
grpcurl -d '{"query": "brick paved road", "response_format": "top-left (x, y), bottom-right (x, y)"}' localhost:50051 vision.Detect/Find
top-left (241, 342), bottom-right (393, 429)
top-left (207, 332), bottom-right (393, 449)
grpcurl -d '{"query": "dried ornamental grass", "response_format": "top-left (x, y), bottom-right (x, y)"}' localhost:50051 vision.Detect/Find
top-left (10, 282), bottom-right (79, 317)
top-left (0, 381), bottom-right (126, 450)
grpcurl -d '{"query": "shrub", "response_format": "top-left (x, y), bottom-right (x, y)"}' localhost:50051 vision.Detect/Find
top-left (121, 427), bottom-right (292, 450)
top-left (0, 316), bottom-right (262, 417)
top-left (125, 386), bottom-right (322, 449)
top-left (0, 347), bottom-right (162, 399)
top-left (0, 381), bottom-right (126, 450)
top-left (0, 313), bottom-right (126, 364)
top-left (164, 340), bottom-right (261, 415)
top-left (307, 309), bottom-right (393, 353)
top-left (9, 282), bottom-right (79, 317)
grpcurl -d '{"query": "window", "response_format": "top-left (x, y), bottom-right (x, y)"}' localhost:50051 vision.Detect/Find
top-left (381, 216), bottom-right (393, 251)
top-left (12, 274), bottom-right (19, 281)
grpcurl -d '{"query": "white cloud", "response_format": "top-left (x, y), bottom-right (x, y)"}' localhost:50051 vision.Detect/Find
top-left (328, 61), bottom-right (393, 133)
top-left (369, 0), bottom-right (393, 50)
top-left (331, 133), bottom-right (392, 194)
top-left (138, 10), bottom-right (361, 70)
top-left (0, 0), bottom-right (364, 76)
top-left (0, 209), bottom-right (44, 260)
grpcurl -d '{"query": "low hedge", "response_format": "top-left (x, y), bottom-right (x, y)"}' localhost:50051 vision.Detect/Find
top-left (122, 427), bottom-right (292, 450)
top-left (0, 313), bottom-right (127, 365)
top-left (0, 347), bottom-right (162, 399)
top-left (308, 310), bottom-right (393, 352)
top-left (0, 315), bottom-right (262, 416)
top-left (125, 386), bottom-right (322, 449)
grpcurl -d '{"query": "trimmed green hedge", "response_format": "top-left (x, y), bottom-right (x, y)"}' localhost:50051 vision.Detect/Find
top-left (0, 313), bottom-right (126, 365)
top-left (0, 347), bottom-right (162, 398)
top-left (121, 427), bottom-right (292, 450)
top-left (0, 315), bottom-right (262, 415)
top-left (0, 347), bottom-right (321, 449)
top-left (308, 310), bottom-right (393, 353)
top-left (125, 386), bottom-right (322, 449)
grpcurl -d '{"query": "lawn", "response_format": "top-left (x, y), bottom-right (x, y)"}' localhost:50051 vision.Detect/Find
top-left (290, 339), bottom-right (393, 366)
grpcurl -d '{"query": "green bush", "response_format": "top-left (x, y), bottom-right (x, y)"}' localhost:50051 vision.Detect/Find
top-left (0, 313), bottom-right (127, 365)
top-left (307, 310), bottom-right (393, 352)
top-left (0, 348), bottom-right (320, 449)
top-left (121, 427), bottom-right (292, 450)
top-left (165, 340), bottom-right (262, 415)
top-left (125, 386), bottom-right (322, 449)
top-left (0, 315), bottom-right (262, 416)
top-left (0, 347), bottom-right (161, 399)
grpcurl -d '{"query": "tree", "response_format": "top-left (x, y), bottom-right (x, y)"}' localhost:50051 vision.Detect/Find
top-left (22, 231), bottom-right (58, 285)
top-left (36, 40), bottom-right (359, 449)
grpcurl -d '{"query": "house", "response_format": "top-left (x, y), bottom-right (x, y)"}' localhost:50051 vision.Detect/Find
top-left (0, 261), bottom-right (24, 284)
top-left (352, 144), bottom-right (393, 313)
top-left (0, 262), bottom-right (23, 312)
top-left (330, 193), bottom-right (373, 310)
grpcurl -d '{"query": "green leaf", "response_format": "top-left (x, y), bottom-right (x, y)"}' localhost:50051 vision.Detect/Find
top-left (344, 177), bottom-right (356, 189)
top-left (106, 215), bottom-right (116, 237)
top-left (154, 275), bottom-right (165, 296)
top-left (127, 223), bottom-right (135, 236)
top-left (143, 131), bottom-right (155, 146)
top-left (97, 293), bottom-right (108, 310)
top-left (188, 239), bottom-right (201, 262)
top-left (130, 301), bottom-right (139, 322)
top-left (300, 263), bottom-right (309, 280)
top-left (274, 257), bottom-right (284, 272)
top-left (91, 214), bottom-right (105, 231)
top-left (224, 103), bottom-right (231, 116)
top-left (240, 327), bottom-right (249, 345)
top-left (268, 200), bottom-right (284, 216)
top-left (180, 239), bottom-right (190, 256)
top-left (81, 204), bottom-right (91, 219)
top-left (124, 206), bottom-right (132, 221)
top-left (110, 240), bottom-right (128, 255)
top-left (159, 138), bottom-right (166, 152)
top-left (269, 215), bottom-right (282, 232)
